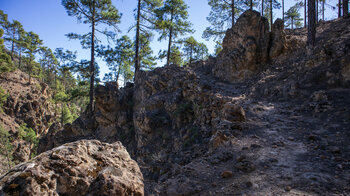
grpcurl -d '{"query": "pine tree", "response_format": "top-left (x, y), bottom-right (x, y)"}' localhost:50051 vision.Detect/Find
top-left (214, 41), bottom-right (223, 56)
top-left (344, 0), bottom-right (349, 18)
top-left (182, 36), bottom-right (208, 65)
top-left (138, 33), bottom-right (156, 71)
top-left (321, 0), bottom-right (325, 20)
top-left (0, 11), bottom-right (11, 49)
top-left (268, 0), bottom-right (281, 29)
top-left (99, 35), bottom-right (134, 87)
top-left (155, 0), bottom-right (193, 65)
top-left (308, 0), bottom-right (316, 47)
top-left (23, 31), bottom-right (43, 84)
top-left (169, 45), bottom-right (183, 66)
top-left (62, 104), bottom-right (73, 124)
top-left (15, 27), bottom-right (26, 69)
top-left (0, 11), bottom-right (13, 73)
top-left (182, 36), bottom-right (198, 65)
top-left (285, 2), bottom-right (304, 30)
top-left (338, 0), bottom-right (342, 18)
top-left (6, 20), bottom-right (23, 61)
top-left (54, 48), bottom-right (77, 91)
top-left (0, 29), bottom-right (13, 74)
top-left (282, 0), bottom-right (284, 22)
top-left (62, 0), bottom-right (121, 115)
top-left (134, 0), bottom-right (162, 77)
top-left (203, 0), bottom-right (244, 41)
top-left (40, 47), bottom-right (59, 86)
top-left (305, 0), bottom-right (307, 27)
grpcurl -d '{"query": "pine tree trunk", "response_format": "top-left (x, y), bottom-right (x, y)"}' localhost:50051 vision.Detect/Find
top-left (282, 0), bottom-right (284, 23)
top-left (250, 0), bottom-right (253, 10)
top-left (116, 66), bottom-right (121, 88)
top-left (339, 0), bottom-right (342, 18)
top-left (344, 0), bottom-right (349, 18)
top-left (322, 0), bottom-right (325, 20)
top-left (232, 0), bottom-right (235, 26)
top-left (270, 0), bottom-right (273, 30)
top-left (19, 48), bottom-right (22, 69)
top-left (262, 0), bottom-right (264, 16)
top-left (292, 17), bottom-right (294, 30)
top-left (134, 0), bottom-right (141, 79)
top-left (305, 0), bottom-right (307, 27)
top-left (316, 0), bottom-right (318, 23)
top-left (189, 45), bottom-right (193, 65)
top-left (308, 0), bottom-right (316, 47)
top-left (29, 56), bottom-right (32, 84)
top-left (61, 103), bottom-right (64, 125)
top-left (167, 9), bottom-right (174, 65)
top-left (88, 1), bottom-right (96, 115)
top-left (167, 28), bottom-right (173, 65)
top-left (11, 31), bottom-right (15, 60)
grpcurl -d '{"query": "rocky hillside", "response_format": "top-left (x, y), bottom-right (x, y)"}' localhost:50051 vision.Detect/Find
top-left (0, 69), bottom-right (55, 173)
top-left (2, 10), bottom-right (350, 195)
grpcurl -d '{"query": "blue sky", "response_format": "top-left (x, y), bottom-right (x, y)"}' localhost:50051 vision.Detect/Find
top-left (0, 0), bottom-right (339, 81)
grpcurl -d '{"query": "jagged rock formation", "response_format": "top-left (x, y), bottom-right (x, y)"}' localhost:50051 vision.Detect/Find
top-left (214, 10), bottom-right (286, 81)
top-left (37, 12), bottom-right (350, 195)
top-left (0, 140), bottom-right (144, 196)
top-left (0, 70), bottom-right (55, 167)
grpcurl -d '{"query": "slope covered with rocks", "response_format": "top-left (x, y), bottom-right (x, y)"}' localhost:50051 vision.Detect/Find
top-left (0, 69), bottom-right (56, 173)
top-left (3, 10), bottom-right (349, 195)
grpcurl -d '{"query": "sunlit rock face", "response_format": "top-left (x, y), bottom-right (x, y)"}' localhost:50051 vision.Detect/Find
top-left (0, 140), bottom-right (144, 196)
top-left (214, 10), bottom-right (286, 81)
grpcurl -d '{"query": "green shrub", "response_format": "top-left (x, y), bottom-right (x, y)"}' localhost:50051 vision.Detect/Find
top-left (0, 124), bottom-right (13, 169)
top-left (0, 87), bottom-right (9, 112)
top-left (19, 123), bottom-right (38, 158)
top-left (62, 104), bottom-right (73, 124)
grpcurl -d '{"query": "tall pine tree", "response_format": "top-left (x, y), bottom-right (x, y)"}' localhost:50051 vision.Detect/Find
top-left (203, 0), bottom-right (244, 41)
top-left (307, 0), bottom-right (316, 47)
top-left (155, 0), bottom-right (193, 65)
top-left (99, 35), bottom-right (134, 87)
top-left (285, 2), bottom-right (304, 30)
top-left (182, 36), bottom-right (208, 65)
top-left (24, 31), bottom-right (43, 84)
top-left (62, 0), bottom-right (121, 115)
top-left (344, 0), bottom-right (349, 18)
top-left (134, 0), bottom-right (162, 77)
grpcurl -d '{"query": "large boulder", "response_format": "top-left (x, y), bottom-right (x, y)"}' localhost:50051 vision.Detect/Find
top-left (214, 10), bottom-right (286, 82)
top-left (214, 10), bottom-right (270, 81)
top-left (0, 140), bottom-right (144, 196)
top-left (269, 18), bottom-right (287, 58)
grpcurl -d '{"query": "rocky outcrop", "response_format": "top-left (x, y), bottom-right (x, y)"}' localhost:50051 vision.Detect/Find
top-left (0, 140), bottom-right (144, 196)
top-left (0, 70), bottom-right (56, 170)
top-left (269, 19), bottom-right (287, 58)
top-left (38, 64), bottom-right (247, 193)
top-left (0, 70), bottom-right (55, 136)
top-left (214, 10), bottom-right (286, 82)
